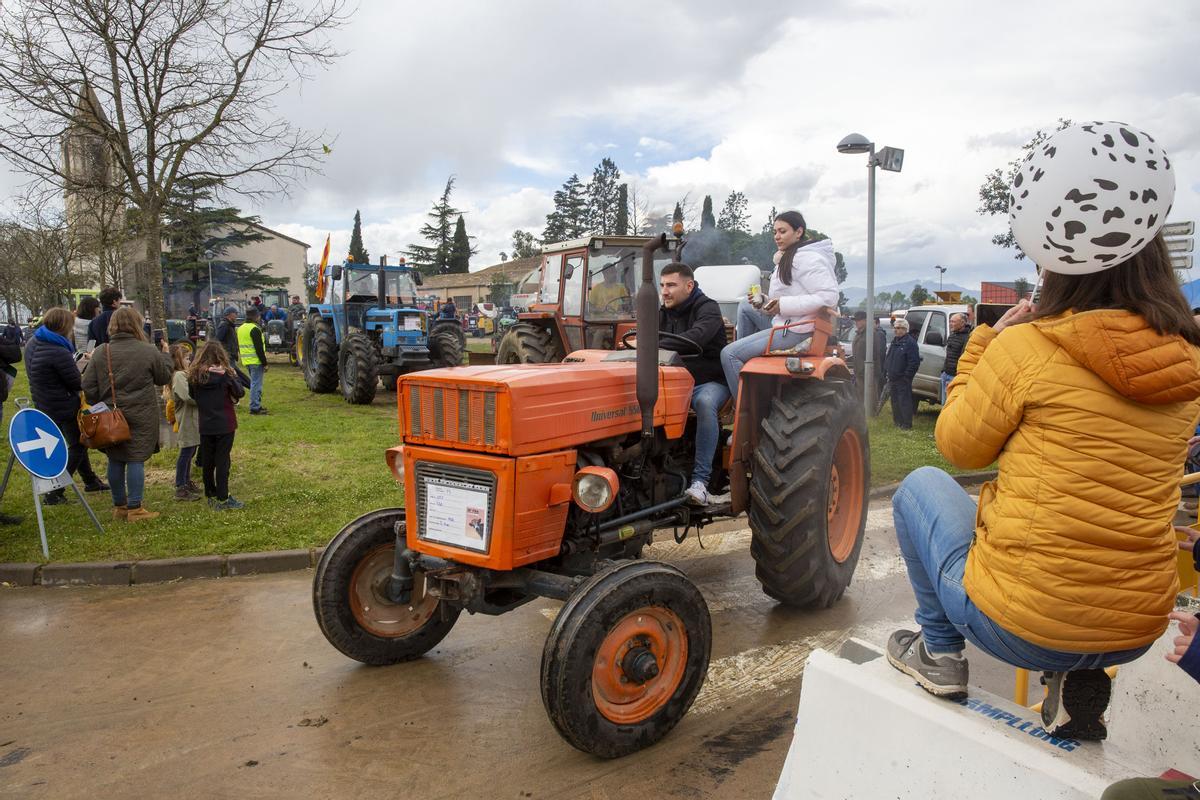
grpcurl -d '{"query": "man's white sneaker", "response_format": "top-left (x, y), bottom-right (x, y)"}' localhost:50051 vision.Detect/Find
top-left (685, 480), bottom-right (710, 505)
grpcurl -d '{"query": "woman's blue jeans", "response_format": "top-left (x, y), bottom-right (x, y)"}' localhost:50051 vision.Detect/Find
top-left (720, 325), bottom-right (810, 398)
top-left (893, 466), bottom-right (1150, 670)
top-left (107, 459), bottom-right (146, 509)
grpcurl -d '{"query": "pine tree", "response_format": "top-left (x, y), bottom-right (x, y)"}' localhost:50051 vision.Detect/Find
top-left (511, 230), bottom-right (541, 259)
top-left (615, 184), bottom-right (629, 235)
top-left (161, 176), bottom-right (277, 315)
top-left (542, 174), bottom-right (588, 244)
top-left (448, 215), bottom-right (474, 274)
top-left (717, 191), bottom-right (750, 234)
top-left (701, 195), bottom-right (716, 230)
top-left (349, 209), bottom-right (370, 265)
top-left (406, 176), bottom-right (462, 276)
top-left (585, 158), bottom-right (621, 235)
top-left (762, 206), bottom-right (777, 235)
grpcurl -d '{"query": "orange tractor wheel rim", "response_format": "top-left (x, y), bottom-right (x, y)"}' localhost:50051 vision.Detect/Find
top-left (827, 428), bottom-right (864, 563)
top-left (591, 607), bottom-right (687, 724)
top-left (349, 544), bottom-right (439, 637)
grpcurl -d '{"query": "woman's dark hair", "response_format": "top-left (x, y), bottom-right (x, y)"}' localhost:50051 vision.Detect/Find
top-left (76, 296), bottom-right (101, 320)
top-left (774, 211), bottom-right (808, 286)
top-left (1034, 234), bottom-right (1200, 346)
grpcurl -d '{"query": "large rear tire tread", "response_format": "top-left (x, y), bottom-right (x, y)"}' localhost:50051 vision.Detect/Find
top-left (496, 322), bottom-right (563, 365)
top-left (540, 560), bottom-right (711, 759)
top-left (303, 315), bottom-right (339, 393)
top-left (747, 380), bottom-right (869, 609)
top-left (340, 332), bottom-right (379, 404)
top-left (312, 508), bottom-right (460, 665)
top-left (429, 321), bottom-right (466, 368)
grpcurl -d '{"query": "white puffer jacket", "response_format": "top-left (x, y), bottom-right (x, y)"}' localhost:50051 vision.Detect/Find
top-left (768, 238), bottom-right (839, 330)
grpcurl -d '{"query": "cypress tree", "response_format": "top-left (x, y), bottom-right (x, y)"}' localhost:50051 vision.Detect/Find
top-left (615, 184), bottom-right (629, 235)
top-left (449, 215), bottom-right (473, 274)
top-left (349, 209), bottom-right (370, 264)
top-left (701, 195), bottom-right (716, 230)
top-left (672, 202), bottom-right (684, 228)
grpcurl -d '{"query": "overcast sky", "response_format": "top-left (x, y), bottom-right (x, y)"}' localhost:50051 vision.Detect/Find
top-left (11, 0), bottom-right (1200, 293)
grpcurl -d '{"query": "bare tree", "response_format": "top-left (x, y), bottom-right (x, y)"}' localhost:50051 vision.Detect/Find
top-left (0, 0), bottom-right (347, 328)
top-left (0, 201), bottom-right (84, 315)
top-left (626, 183), bottom-right (652, 236)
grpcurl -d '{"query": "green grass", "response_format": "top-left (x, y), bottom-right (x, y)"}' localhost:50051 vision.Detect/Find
top-left (466, 338), bottom-right (494, 354)
top-left (0, 355), bottom-right (401, 563)
top-left (0, 360), bottom-right (972, 563)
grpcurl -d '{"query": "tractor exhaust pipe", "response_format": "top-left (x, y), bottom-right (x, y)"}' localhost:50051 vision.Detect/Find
top-left (377, 265), bottom-right (386, 311)
top-left (637, 233), bottom-right (668, 441)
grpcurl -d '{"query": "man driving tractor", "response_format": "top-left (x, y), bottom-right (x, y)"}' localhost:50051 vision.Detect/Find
top-left (587, 263), bottom-right (631, 314)
top-left (657, 262), bottom-right (729, 505)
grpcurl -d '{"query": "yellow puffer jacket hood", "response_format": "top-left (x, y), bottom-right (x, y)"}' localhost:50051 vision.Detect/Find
top-left (937, 310), bottom-right (1200, 653)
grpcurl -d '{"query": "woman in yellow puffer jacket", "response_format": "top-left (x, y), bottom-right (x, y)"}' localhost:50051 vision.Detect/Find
top-left (886, 121), bottom-right (1200, 742)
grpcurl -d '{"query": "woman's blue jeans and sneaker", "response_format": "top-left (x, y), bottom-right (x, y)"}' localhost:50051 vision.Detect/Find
top-left (888, 466), bottom-right (1148, 740)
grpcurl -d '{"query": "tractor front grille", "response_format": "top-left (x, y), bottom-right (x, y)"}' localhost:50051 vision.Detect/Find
top-left (414, 461), bottom-right (497, 553)
top-left (409, 385), bottom-right (499, 447)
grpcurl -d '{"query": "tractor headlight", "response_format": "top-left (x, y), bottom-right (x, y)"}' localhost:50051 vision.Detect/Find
top-left (572, 467), bottom-right (618, 513)
top-left (385, 446), bottom-right (406, 485)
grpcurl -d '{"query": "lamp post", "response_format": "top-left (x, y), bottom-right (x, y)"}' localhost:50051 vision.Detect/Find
top-left (204, 248), bottom-right (215, 319)
top-left (935, 264), bottom-right (947, 292)
top-left (837, 133), bottom-right (903, 414)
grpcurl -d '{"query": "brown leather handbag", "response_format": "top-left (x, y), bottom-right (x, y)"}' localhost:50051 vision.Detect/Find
top-left (78, 345), bottom-right (132, 449)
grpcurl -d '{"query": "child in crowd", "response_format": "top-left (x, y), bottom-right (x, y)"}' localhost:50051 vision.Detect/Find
top-left (187, 341), bottom-right (244, 510)
top-left (169, 344), bottom-right (201, 501)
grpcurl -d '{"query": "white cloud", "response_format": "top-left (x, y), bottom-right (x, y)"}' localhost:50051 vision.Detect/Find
top-left (637, 136), bottom-right (673, 152)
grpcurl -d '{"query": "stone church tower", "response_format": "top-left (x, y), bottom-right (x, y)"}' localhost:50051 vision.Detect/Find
top-left (62, 85), bottom-right (129, 290)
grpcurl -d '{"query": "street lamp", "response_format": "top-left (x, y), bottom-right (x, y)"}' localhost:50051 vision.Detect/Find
top-left (204, 248), bottom-right (215, 319)
top-left (837, 132), bottom-right (903, 415)
top-left (935, 264), bottom-right (947, 292)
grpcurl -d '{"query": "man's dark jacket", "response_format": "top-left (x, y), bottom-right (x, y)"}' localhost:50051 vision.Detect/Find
top-left (24, 335), bottom-right (82, 422)
top-left (942, 325), bottom-right (972, 376)
top-left (884, 333), bottom-right (920, 382)
top-left (87, 307), bottom-right (116, 346)
top-left (215, 318), bottom-right (239, 362)
top-left (0, 327), bottom-right (23, 405)
top-left (852, 326), bottom-right (887, 387)
top-left (658, 284), bottom-right (727, 386)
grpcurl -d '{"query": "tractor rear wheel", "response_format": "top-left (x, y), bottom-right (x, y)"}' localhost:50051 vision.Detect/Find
top-left (429, 320), bottom-right (466, 367)
top-left (748, 380), bottom-right (869, 608)
top-left (312, 508), bottom-right (460, 665)
top-left (339, 332), bottom-right (379, 404)
top-left (540, 560), bottom-right (710, 759)
top-left (496, 322), bottom-right (563, 364)
top-left (302, 315), bottom-right (338, 393)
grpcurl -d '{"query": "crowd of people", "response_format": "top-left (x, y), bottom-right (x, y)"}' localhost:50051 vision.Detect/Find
top-left (0, 287), bottom-right (271, 526)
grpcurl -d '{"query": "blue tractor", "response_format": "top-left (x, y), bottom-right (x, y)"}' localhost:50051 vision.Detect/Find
top-left (301, 260), bottom-right (466, 404)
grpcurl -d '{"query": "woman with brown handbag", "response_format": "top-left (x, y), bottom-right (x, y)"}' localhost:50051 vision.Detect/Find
top-left (81, 307), bottom-right (172, 522)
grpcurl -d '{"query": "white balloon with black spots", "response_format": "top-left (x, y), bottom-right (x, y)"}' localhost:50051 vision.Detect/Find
top-left (1008, 121), bottom-right (1175, 275)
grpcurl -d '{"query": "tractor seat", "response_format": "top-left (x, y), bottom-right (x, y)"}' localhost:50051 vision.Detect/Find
top-left (766, 334), bottom-right (813, 356)
top-left (602, 349), bottom-right (684, 367)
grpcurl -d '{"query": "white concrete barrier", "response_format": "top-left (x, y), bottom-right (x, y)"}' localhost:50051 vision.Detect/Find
top-left (773, 636), bottom-right (1196, 800)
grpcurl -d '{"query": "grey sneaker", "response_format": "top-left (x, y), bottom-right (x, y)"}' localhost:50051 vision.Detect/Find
top-left (218, 496), bottom-right (245, 510)
top-left (886, 629), bottom-right (969, 700)
top-left (1040, 669), bottom-right (1110, 741)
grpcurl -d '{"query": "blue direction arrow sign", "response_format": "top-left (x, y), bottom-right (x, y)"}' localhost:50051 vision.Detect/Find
top-left (8, 408), bottom-right (69, 480)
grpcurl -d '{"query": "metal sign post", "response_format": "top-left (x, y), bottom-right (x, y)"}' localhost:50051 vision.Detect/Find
top-left (4, 405), bottom-right (103, 558)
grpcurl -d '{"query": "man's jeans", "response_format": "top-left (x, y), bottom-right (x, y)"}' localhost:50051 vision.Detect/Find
top-left (691, 381), bottom-right (730, 486)
top-left (893, 466), bottom-right (1150, 669)
top-left (248, 364), bottom-right (264, 411)
top-left (736, 298), bottom-right (772, 340)
top-left (940, 371), bottom-right (953, 405)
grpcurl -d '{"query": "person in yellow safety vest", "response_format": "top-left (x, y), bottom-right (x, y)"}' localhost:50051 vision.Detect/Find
top-left (237, 307), bottom-right (269, 415)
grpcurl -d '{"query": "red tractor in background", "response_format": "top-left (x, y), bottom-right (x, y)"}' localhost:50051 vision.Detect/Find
top-left (313, 230), bottom-right (869, 757)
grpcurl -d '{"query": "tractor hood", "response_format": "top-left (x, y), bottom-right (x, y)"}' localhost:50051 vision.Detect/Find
top-left (398, 359), bottom-right (694, 457)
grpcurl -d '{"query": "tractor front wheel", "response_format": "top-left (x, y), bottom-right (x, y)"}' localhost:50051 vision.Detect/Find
top-left (339, 332), bottom-right (379, 404)
top-left (496, 322), bottom-right (563, 364)
top-left (429, 320), bottom-right (466, 368)
top-left (540, 560), bottom-right (710, 759)
top-left (302, 315), bottom-right (338, 393)
top-left (748, 380), bottom-right (869, 608)
top-left (312, 508), bottom-right (460, 665)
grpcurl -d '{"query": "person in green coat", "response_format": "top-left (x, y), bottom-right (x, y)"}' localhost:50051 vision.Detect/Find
top-left (81, 307), bottom-right (172, 522)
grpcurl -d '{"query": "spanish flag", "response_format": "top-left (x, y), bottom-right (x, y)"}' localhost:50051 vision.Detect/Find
top-left (315, 234), bottom-right (331, 301)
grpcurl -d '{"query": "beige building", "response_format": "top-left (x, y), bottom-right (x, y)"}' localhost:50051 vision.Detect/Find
top-left (421, 257), bottom-right (540, 309)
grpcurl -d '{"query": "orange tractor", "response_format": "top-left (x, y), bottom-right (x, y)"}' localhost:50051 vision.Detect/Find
top-left (313, 232), bottom-right (870, 757)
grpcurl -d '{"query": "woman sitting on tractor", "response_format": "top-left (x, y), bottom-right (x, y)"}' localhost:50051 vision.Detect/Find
top-left (719, 210), bottom-right (839, 399)
top-left (885, 121), bottom-right (1198, 742)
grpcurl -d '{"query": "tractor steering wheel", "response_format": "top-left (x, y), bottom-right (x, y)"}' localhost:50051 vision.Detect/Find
top-left (620, 328), bottom-right (703, 357)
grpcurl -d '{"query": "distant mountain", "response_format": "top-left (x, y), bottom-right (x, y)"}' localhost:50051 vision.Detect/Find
top-left (841, 281), bottom-right (973, 307)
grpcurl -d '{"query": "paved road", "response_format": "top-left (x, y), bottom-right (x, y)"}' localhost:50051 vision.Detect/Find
top-left (0, 499), bottom-right (1020, 799)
